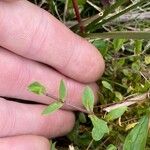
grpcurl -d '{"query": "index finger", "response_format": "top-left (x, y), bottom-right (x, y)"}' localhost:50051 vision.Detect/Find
top-left (0, 0), bottom-right (105, 83)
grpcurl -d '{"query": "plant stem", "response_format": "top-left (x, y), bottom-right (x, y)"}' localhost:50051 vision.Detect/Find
top-left (72, 0), bottom-right (84, 33)
top-left (45, 93), bottom-right (90, 114)
top-left (86, 139), bottom-right (94, 150)
top-left (65, 102), bottom-right (90, 114)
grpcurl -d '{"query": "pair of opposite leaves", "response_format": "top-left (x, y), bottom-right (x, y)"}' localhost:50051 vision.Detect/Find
top-left (28, 80), bottom-right (109, 141)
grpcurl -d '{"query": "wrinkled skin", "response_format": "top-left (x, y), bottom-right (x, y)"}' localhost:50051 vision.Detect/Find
top-left (0, 0), bottom-right (105, 149)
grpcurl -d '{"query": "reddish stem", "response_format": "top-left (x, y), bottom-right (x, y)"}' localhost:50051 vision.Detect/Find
top-left (72, 0), bottom-right (84, 33)
top-left (45, 93), bottom-right (90, 114)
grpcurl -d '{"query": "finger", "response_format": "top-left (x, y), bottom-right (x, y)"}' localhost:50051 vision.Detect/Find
top-left (0, 48), bottom-right (98, 109)
top-left (0, 97), bottom-right (75, 138)
top-left (0, 135), bottom-right (50, 150)
top-left (0, 0), bottom-right (105, 83)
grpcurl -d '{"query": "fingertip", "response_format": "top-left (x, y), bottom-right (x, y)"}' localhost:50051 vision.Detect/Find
top-left (0, 0), bottom-right (105, 83)
top-left (39, 109), bottom-right (76, 138)
top-left (23, 136), bottom-right (51, 150)
top-left (83, 42), bottom-right (105, 82)
top-left (50, 110), bottom-right (75, 137)
top-left (34, 136), bottom-right (51, 150)
top-left (63, 36), bottom-right (105, 83)
top-left (0, 135), bottom-right (51, 150)
top-left (64, 111), bottom-right (76, 133)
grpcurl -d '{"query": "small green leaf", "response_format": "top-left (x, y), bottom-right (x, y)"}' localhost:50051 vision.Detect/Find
top-left (105, 106), bottom-right (127, 121)
top-left (134, 40), bottom-right (143, 55)
top-left (92, 39), bottom-right (108, 56)
top-left (145, 55), bottom-right (150, 65)
top-left (82, 86), bottom-right (94, 112)
top-left (123, 115), bottom-right (149, 150)
top-left (28, 82), bottom-right (46, 95)
top-left (115, 91), bottom-right (123, 101)
top-left (42, 102), bottom-right (63, 115)
top-left (50, 141), bottom-right (57, 150)
top-left (113, 38), bottom-right (125, 52)
top-left (89, 115), bottom-right (109, 141)
top-left (59, 80), bottom-right (67, 102)
top-left (102, 81), bottom-right (113, 92)
top-left (79, 112), bottom-right (87, 123)
top-left (131, 61), bottom-right (140, 71)
top-left (116, 58), bottom-right (125, 68)
top-left (106, 144), bottom-right (117, 150)
top-left (123, 69), bottom-right (132, 77)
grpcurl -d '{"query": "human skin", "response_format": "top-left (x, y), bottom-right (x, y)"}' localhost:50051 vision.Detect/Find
top-left (0, 0), bottom-right (105, 149)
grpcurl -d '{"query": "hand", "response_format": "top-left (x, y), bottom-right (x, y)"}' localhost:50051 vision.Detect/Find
top-left (0, 0), bottom-right (105, 149)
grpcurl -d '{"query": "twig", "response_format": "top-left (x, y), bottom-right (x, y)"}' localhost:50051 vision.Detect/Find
top-left (72, 0), bottom-right (84, 33)
top-left (86, 139), bottom-right (94, 150)
top-left (103, 92), bottom-right (150, 112)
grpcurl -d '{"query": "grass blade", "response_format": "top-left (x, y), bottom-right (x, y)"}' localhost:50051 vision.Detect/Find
top-left (86, 0), bottom-right (127, 30)
top-left (85, 31), bottom-right (150, 40)
top-left (86, 0), bottom-right (147, 32)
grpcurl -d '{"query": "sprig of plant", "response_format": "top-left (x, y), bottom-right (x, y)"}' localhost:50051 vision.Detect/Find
top-left (42, 80), bottom-right (67, 114)
top-left (28, 80), bottom-right (90, 114)
top-left (28, 80), bottom-right (129, 142)
top-left (82, 86), bottom-right (109, 141)
top-left (28, 79), bottom-right (150, 148)
top-left (28, 80), bottom-right (68, 114)
top-left (28, 80), bottom-right (109, 141)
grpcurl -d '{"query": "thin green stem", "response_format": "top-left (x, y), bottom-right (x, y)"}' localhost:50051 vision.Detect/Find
top-left (65, 102), bottom-right (90, 114)
top-left (86, 139), bottom-right (94, 150)
top-left (45, 93), bottom-right (90, 114)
